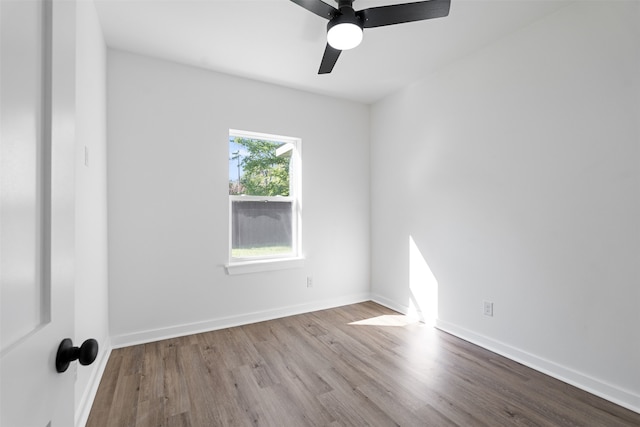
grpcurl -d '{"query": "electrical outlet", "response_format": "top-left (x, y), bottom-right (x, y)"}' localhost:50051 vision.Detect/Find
top-left (306, 276), bottom-right (313, 288)
top-left (483, 301), bottom-right (493, 317)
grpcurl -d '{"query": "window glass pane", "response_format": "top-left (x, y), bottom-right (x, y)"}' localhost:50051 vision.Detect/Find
top-left (229, 136), bottom-right (291, 197)
top-left (231, 200), bottom-right (293, 258)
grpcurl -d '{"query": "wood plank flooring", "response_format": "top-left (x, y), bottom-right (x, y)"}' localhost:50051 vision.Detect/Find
top-left (87, 302), bottom-right (640, 426)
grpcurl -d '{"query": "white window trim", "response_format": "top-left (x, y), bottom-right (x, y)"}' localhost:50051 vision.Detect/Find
top-left (226, 129), bottom-right (302, 274)
top-left (225, 256), bottom-right (305, 276)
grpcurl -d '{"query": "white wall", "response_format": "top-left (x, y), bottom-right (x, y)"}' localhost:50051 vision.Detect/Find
top-left (75, 1), bottom-right (110, 424)
top-left (107, 50), bottom-right (370, 345)
top-left (371, 1), bottom-right (639, 412)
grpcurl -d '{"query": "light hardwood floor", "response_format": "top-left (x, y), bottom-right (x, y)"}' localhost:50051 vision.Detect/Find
top-left (87, 302), bottom-right (640, 426)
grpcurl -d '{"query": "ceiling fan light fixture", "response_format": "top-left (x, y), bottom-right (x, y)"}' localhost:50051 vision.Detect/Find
top-left (290, 0), bottom-right (451, 74)
top-left (327, 17), bottom-right (363, 50)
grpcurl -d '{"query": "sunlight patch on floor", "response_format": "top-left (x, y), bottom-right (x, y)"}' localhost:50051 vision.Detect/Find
top-left (349, 314), bottom-right (419, 327)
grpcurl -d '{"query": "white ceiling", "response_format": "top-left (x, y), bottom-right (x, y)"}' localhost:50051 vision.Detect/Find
top-left (94, 0), bottom-right (573, 104)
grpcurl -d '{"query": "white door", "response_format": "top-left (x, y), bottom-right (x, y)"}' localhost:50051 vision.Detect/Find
top-left (1, 0), bottom-right (77, 426)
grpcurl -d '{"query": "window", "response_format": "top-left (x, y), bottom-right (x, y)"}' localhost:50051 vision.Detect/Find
top-left (228, 129), bottom-right (301, 267)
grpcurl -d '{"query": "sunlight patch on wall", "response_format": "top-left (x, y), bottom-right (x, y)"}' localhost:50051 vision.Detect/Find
top-left (409, 235), bottom-right (438, 326)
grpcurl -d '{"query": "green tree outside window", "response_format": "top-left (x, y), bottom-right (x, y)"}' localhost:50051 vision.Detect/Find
top-left (230, 137), bottom-right (290, 196)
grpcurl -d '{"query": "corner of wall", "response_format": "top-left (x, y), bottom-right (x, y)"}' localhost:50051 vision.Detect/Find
top-left (75, 337), bottom-right (113, 427)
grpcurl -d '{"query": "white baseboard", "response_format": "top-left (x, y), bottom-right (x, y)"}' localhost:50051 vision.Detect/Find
top-left (75, 337), bottom-right (113, 427)
top-left (370, 293), bottom-right (428, 323)
top-left (435, 318), bottom-right (640, 415)
top-left (370, 293), bottom-right (412, 316)
top-left (372, 294), bottom-right (639, 414)
top-left (111, 293), bottom-right (371, 348)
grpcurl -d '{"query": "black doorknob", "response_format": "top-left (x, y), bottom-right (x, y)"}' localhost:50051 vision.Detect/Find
top-left (55, 338), bottom-right (99, 373)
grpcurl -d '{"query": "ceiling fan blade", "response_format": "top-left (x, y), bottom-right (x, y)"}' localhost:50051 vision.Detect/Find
top-left (318, 44), bottom-right (341, 74)
top-left (357, 0), bottom-right (450, 28)
top-left (290, 0), bottom-right (338, 20)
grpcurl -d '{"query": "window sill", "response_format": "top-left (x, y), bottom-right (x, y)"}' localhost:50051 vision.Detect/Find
top-left (225, 257), bottom-right (305, 275)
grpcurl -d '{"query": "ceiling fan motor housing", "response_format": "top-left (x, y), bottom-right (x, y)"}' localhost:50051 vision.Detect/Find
top-left (327, 4), bottom-right (363, 32)
top-left (327, 1), bottom-right (364, 50)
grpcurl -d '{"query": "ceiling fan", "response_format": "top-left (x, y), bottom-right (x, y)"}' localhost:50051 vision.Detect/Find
top-left (290, 0), bottom-right (451, 74)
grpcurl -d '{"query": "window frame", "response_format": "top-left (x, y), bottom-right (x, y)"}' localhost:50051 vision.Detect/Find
top-left (226, 129), bottom-right (303, 273)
